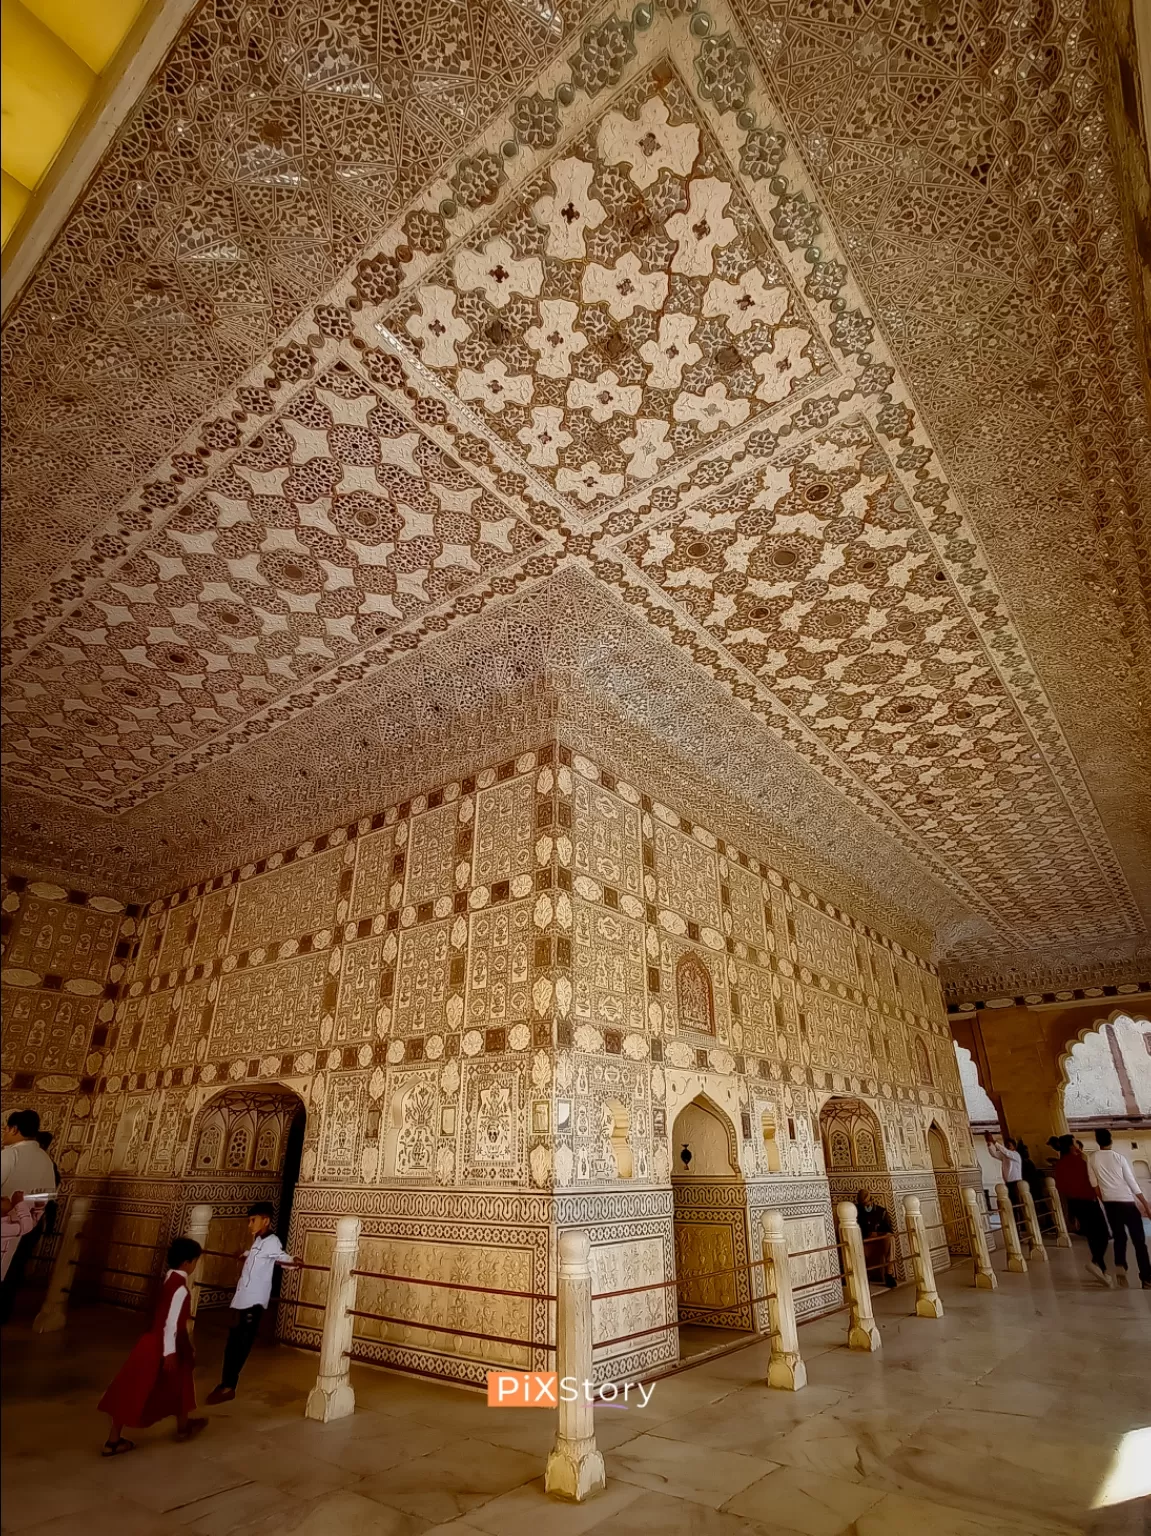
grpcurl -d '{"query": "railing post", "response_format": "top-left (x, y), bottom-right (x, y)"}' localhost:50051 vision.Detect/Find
top-left (962, 1187), bottom-right (997, 1289)
top-left (837, 1202), bottom-right (881, 1352)
top-left (1044, 1177), bottom-right (1072, 1248)
top-left (761, 1210), bottom-right (806, 1391)
top-left (184, 1204), bottom-right (213, 1332)
top-left (32, 1195), bottom-right (90, 1334)
top-left (995, 1184), bottom-right (1028, 1272)
top-left (1016, 1182), bottom-right (1047, 1262)
top-left (902, 1196), bottom-right (944, 1319)
top-left (304, 1216), bottom-right (360, 1423)
top-left (545, 1230), bottom-right (606, 1502)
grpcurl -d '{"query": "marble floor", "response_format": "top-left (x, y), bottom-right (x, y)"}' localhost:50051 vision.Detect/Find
top-left (2, 1247), bottom-right (1149, 1536)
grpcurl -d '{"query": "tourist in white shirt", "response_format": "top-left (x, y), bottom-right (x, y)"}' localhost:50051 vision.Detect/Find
top-left (206, 1202), bottom-right (297, 1403)
top-left (0, 1110), bottom-right (58, 1324)
top-left (984, 1133), bottom-right (1023, 1186)
top-left (1088, 1129), bottom-right (1151, 1289)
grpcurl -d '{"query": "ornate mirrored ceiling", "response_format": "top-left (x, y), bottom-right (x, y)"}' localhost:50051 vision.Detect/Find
top-left (2, 0), bottom-right (1148, 999)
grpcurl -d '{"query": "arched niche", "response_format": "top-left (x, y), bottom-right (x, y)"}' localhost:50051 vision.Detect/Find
top-left (927, 1120), bottom-right (965, 1257)
top-left (184, 1083), bottom-right (306, 1310)
top-left (672, 1094), bottom-right (740, 1177)
top-left (927, 1121), bottom-right (953, 1171)
top-left (188, 1085), bottom-right (303, 1178)
top-left (818, 1096), bottom-right (889, 1177)
top-left (669, 1093), bottom-right (753, 1340)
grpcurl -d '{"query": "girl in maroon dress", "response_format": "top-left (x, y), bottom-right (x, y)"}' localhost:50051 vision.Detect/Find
top-left (98, 1236), bottom-right (206, 1455)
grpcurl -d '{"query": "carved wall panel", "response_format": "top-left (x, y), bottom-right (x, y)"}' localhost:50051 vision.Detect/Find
top-left (210, 952), bottom-right (328, 1058)
top-left (465, 902), bottom-right (533, 1030)
top-left (393, 920), bottom-right (454, 1037)
top-left (572, 902), bottom-right (646, 1035)
top-left (404, 804), bottom-right (460, 907)
top-left (724, 861), bottom-right (768, 949)
top-left (335, 935), bottom-right (389, 1044)
top-left (192, 888), bottom-right (234, 966)
top-left (572, 778), bottom-right (643, 897)
top-left (473, 777), bottom-right (534, 887)
top-left (653, 823), bottom-right (721, 930)
top-left (3, 896), bottom-right (119, 981)
top-left (349, 826), bottom-right (397, 921)
top-left (794, 904), bottom-right (859, 987)
top-left (1, 989), bottom-right (95, 1074)
top-left (230, 849), bottom-right (343, 954)
top-left (659, 933), bottom-right (730, 1045)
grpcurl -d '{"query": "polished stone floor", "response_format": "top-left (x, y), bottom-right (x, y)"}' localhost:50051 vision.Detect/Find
top-left (2, 1247), bottom-right (1149, 1536)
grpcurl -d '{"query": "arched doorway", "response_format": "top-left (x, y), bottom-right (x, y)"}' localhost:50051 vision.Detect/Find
top-left (818, 1096), bottom-right (901, 1283)
top-left (185, 1084), bottom-right (306, 1310)
top-left (670, 1094), bottom-right (754, 1358)
top-left (928, 1121), bottom-right (964, 1257)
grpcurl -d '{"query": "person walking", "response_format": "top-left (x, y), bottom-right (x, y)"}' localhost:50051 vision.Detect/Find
top-left (1051, 1135), bottom-right (1113, 1286)
top-left (97, 1237), bottom-right (207, 1455)
top-left (1088, 1129), bottom-right (1151, 1289)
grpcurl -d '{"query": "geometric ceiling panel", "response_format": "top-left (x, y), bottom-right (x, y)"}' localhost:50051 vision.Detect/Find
top-left (2, 0), bottom-right (1148, 1002)
top-left (2, 360), bottom-right (550, 805)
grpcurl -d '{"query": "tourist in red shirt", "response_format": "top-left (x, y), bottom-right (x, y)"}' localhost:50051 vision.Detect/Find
top-left (1051, 1135), bottom-right (1112, 1287)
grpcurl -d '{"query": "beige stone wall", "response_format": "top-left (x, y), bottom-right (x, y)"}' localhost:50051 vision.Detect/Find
top-left (3, 707), bottom-right (977, 1380)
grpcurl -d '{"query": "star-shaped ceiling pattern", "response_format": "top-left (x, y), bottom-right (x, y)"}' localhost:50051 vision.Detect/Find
top-left (2, 0), bottom-right (1148, 998)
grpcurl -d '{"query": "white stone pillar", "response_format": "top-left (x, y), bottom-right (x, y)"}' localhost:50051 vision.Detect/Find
top-left (32, 1195), bottom-right (90, 1334)
top-left (545, 1230), bottom-right (606, 1502)
top-left (184, 1204), bottom-right (213, 1332)
top-left (1044, 1177), bottom-right (1072, 1249)
top-left (902, 1196), bottom-right (944, 1319)
top-left (761, 1210), bottom-right (807, 1391)
top-left (304, 1215), bottom-right (360, 1423)
top-left (995, 1183), bottom-right (1028, 1273)
top-left (1015, 1181), bottom-right (1048, 1262)
top-left (962, 1186), bottom-right (997, 1289)
top-left (837, 1202), bottom-right (881, 1352)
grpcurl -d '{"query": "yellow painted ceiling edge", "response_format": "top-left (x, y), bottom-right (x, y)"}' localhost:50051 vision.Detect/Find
top-left (1, 0), bottom-right (146, 246)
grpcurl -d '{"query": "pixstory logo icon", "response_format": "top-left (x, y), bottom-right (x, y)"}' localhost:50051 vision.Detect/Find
top-left (486, 1371), bottom-right (656, 1408)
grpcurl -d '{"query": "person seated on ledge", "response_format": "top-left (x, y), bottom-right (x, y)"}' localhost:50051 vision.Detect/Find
top-left (856, 1188), bottom-right (898, 1288)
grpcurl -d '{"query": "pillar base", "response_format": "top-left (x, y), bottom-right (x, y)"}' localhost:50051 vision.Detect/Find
top-left (545, 1437), bottom-right (606, 1501)
top-left (305, 1379), bottom-right (355, 1423)
top-left (915, 1296), bottom-right (944, 1319)
top-left (848, 1322), bottom-right (881, 1352)
top-left (1028, 1247), bottom-right (1049, 1263)
top-left (974, 1270), bottom-right (998, 1290)
top-left (767, 1353), bottom-right (807, 1391)
top-left (31, 1305), bottom-right (66, 1334)
top-left (1006, 1256), bottom-right (1028, 1273)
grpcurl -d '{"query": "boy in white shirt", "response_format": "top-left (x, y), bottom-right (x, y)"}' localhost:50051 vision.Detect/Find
top-left (206, 1202), bottom-right (296, 1403)
top-left (1088, 1129), bottom-right (1151, 1288)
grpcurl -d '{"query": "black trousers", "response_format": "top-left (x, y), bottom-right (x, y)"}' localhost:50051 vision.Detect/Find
top-left (1067, 1197), bottom-right (1110, 1268)
top-left (1103, 1201), bottom-right (1151, 1283)
top-left (0, 1229), bottom-right (40, 1324)
top-left (221, 1304), bottom-right (265, 1389)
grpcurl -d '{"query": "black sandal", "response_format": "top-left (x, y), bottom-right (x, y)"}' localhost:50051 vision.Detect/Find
top-left (101, 1438), bottom-right (135, 1457)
